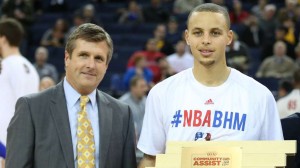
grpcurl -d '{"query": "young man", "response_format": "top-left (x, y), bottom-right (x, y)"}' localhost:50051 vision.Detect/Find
top-left (6, 23), bottom-right (136, 168)
top-left (0, 18), bottom-right (39, 150)
top-left (137, 3), bottom-right (283, 168)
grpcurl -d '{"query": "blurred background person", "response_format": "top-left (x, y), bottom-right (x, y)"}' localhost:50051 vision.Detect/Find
top-left (226, 31), bottom-right (250, 74)
top-left (123, 54), bottom-right (153, 90)
top-left (0, 18), bottom-right (39, 156)
top-left (142, 0), bottom-right (169, 23)
top-left (166, 40), bottom-right (193, 73)
top-left (240, 14), bottom-right (264, 48)
top-left (152, 24), bottom-right (174, 55)
top-left (33, 46), bottom-right (58, 83)
top-left (118, 1), bottom-right (144, 24)
top-left (277, 68), bottom-right (300, 118)
top-left (156, 56), bottom-right (175, 82)
top-left (1, 0), bottom-right (34, 32)
top-left (256, 41), bottom-right (297, 78)
top-left (40, 18), bottom-right (69, 47)
top-left (173, 0), bottom-right (203, 14)
top-left (165, 16), bottom-right (181, 45)
top-left (81, 3), bottom-right (101, 25)
top-left (251, 0), bottom-right (268, 19)
top-left (119, 76), bottom-right (149, 164)
top-left (127, 38), bottom-right (165, 83)
top-left (229, 0), bottom-right (250, 24)
top-left (39, 76), bottom-right (55, 91)
top-left (277, 80), bottom-right (293, 99)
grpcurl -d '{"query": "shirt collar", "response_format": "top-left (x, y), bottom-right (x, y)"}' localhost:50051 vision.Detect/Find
top-left (63, 78), bottom-right (97, 110)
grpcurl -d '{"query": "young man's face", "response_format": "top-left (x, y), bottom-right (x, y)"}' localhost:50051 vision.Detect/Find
top-left (65, 39), bottom-right (109, 95)
top-left (185, 11), bottom-right (233, 67)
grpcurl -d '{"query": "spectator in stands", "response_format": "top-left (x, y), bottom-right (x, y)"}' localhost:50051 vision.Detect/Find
top-left (46, 0), bottom-right (67, 12)
top-left (40, 18), bottom-right (69, 47)
top-left (166, 40), bottom-right (193, 73)
top-left (295, 43), bottom-right (300, 67)
top-left (277, 80), bottom-right (293, 99)
top-left (166, 16), bottom-right (182, 45)
top-left (251, 0), bottom-right (268, 19)
top-left (33, 46), bottom-right (59, 83)
top-left (240, 14), bottom-right (264, 48)
top-left (39, 76), bottom-right (56, 91)
top-left (118, 1), bottom-right (144, 24)
top-left (262, 25), bottom-right (295, 60)
top-left (173, 0), bottom-right (204, 14)
top-left (156, 56), bottom-right (175, 81)
top-left (2, 0), bottom-right (34, 31)
top-left (226, 31), bottom-right (250, 74)
top-left (82, 4), bottom-right (101, 26)
top-left (259, 4), bottom-right (279, 57)
top-left (277, 68), bottom-right (300, 118)
top-left (210, 0), bottom-right (226, 8)
top-left (127, 38), bottom-right (165, 83)
top-left (293, 5), bottom-right (300, 43)
top-left (142, 0), bottom-right (169, 23)
top-left (153, 24), bottom-right (174, 55)
top-left (229, 0), bottom-right (250, 24)
top-left (256, 41), bottom-right (297, 78)
top-left (282, 18), bottom-right (296, 46)
top-left (66, 11), bottom-right (86, 38)
top-left (119, 76), bottom-right (148, 164)
top-left (278, 0), bottom-right (298, 23)
top-left (123, 54), bottom-right (153, 90)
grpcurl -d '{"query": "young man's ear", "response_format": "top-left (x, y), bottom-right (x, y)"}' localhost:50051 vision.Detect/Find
top-left (185, 29), bottom-right (190, 45)
top-left (227, 30), bottom-right (234, 45)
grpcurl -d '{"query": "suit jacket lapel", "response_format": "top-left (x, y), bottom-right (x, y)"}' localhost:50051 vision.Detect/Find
top-left (50, 81), bottom-right (75, 168)
top-left (97, 91), bottom-right (112, 168)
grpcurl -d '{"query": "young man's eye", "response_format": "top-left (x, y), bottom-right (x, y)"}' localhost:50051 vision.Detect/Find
top-left (193, 32), bottom-right (202, 36)
top-left (211, 31), bottom-right (221, 36)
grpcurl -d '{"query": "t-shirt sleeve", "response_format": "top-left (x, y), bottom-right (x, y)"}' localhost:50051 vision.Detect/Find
top-left (260, 91), bottom-right (284, 140)
top-left (137, 86), bottom-right (166, 155)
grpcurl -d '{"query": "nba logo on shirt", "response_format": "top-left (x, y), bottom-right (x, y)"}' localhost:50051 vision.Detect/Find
top-left (194, 132), bottom-right (204, 141)
top-left (195, 132), bottom-right (211, 141)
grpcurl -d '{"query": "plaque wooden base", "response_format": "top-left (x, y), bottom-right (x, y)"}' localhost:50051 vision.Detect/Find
top-left (146, 140), bottom-right (296, 168)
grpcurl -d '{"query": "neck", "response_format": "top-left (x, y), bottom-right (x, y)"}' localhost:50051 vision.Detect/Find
top-left (2, 46), bottom-right (21, 59)
top-left (130, 92), bottom-right (142, 101)
top-left (193, 62), bottom-right (230, 87)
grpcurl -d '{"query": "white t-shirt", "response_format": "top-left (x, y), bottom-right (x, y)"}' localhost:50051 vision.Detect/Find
top-left (277, 89), bottom-right (300, 119)
top-left (0, 55), bottom-right (39, 145)
top-left (138, 68), bottom-right (283, 155)
top-left (166, 52), bottom-right (194, 73)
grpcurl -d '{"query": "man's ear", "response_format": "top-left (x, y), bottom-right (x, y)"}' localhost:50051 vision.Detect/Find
top-left (185, 29), bottom-right (190, 45)
top-left (65, 51), bottom-right (70, 67)
top-left (227, 30), bottom-right (233, 45)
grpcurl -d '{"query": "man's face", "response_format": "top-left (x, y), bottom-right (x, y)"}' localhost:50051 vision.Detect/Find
top-left (154, 25), bottom-right (166, 40)
top-left (35, 49), bottom-right (47, 65)
top-left (274, 42), bottom-right (286, 57)
top-left (132, 79), bottom-right (148, 99)
top-left (185, 12), bottom-right (232, 67)
top-left (65, 39), bottom-right (108, 95)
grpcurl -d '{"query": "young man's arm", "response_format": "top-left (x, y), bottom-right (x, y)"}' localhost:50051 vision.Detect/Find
top-left (138, 154), bottom-right (156, 168)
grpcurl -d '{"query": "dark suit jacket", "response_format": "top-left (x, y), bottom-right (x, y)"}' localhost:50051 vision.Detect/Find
top-left (5, 81), bottom-right (137, 168)
top-left (281, 113), bottom-right (300, 168)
